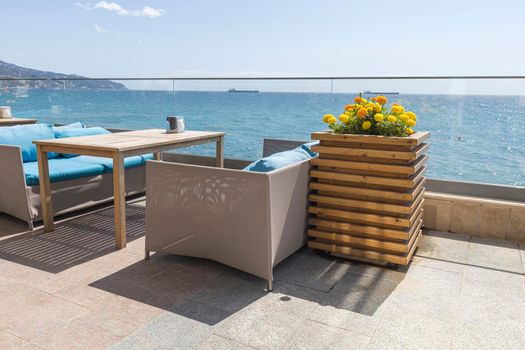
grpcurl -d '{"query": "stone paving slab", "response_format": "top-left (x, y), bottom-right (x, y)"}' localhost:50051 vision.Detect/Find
top-left (282, 319), bottom-right (371, 350)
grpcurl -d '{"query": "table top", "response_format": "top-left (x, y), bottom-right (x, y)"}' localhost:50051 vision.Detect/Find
top-left (33, 129), bottom-right (224, 154)
top-left (0, 118), bottom-right (38, 125)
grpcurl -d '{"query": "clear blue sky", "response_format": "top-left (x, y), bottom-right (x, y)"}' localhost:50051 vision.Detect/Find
top-left (1, 0), bottom-right (525, 93)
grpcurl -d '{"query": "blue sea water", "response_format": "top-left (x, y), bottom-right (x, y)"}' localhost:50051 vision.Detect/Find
top-left (1, 90), bottom-right (524, 187)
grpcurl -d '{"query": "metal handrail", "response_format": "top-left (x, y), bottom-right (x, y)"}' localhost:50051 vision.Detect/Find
top-left (2, 75), bottom-right (525, 81)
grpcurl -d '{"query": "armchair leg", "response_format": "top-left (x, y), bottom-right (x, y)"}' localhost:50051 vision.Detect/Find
top-left (265, 279), bottom-right (273, 292)
top-left (145, 250), bottom-right (150, 260)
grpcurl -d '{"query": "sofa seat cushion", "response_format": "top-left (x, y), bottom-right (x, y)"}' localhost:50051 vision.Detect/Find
top-left (23, 158), bottom-right (105, 186)
top-left (73, 155), bottom-right (145, 172)
top-left (243, 146), bottom-right (311, 173)
top-left (0, 124), bottom-right (58, 162)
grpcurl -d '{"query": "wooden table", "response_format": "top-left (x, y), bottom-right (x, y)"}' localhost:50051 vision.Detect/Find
top-left (33, 129), bottom-right (225, 249)
top-left (0, 118), bottom-right (37, 126)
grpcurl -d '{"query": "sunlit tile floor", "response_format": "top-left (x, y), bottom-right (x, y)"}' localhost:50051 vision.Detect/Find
top-left (0, 201), bottom-right (524, 350)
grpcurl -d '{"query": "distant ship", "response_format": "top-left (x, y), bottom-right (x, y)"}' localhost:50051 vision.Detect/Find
top-left (363, 91), bottom-right (399, 95)
top-left (228, 88), bottom-right (259, 93)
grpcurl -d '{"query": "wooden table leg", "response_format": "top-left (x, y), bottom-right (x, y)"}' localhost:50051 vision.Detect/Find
top-left (36, 145), bottom-right (54, 232)
top-left (216, 135), bottom-right (224, 168)
top-left (113, 153), bottom-right (127, 249)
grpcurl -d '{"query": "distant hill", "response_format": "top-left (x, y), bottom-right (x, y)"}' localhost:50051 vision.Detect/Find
top-left (0, 60), bottom-right (126, 90)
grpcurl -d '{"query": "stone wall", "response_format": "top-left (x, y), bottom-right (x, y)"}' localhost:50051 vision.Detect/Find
top-left (423, 192), bottom-right (525, 242)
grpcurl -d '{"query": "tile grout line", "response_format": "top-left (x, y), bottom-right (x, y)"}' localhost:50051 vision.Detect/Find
top-left (6, 331), bottom-right (49, 350)
top-left (212, 333), bottom-right (260, 349)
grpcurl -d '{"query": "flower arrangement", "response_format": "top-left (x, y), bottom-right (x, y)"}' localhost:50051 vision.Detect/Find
top-left (322, 95), bottom-right (417, 137)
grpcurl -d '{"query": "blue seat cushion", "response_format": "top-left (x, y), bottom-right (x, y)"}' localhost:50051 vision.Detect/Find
top-left (23, 158), bottom-right (105, 186)
top-left (0, 124), bottom-right (58, 162)
top-left (54, 127), bottom-right (111, 158)
top-left (243, 146), bottom-right (311, 173)
top-left (73, 155), bottom-right (145, 172)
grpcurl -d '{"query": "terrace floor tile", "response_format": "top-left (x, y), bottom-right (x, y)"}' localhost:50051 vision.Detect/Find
top-left (467, 237), bottom-right (524, 273)
top-left (282, 319), bottom-right (371, 350)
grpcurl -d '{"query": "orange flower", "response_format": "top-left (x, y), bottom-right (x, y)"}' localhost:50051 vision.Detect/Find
top-left (375, 95), bottom-right (387, 105)
top-left (354, 96), bottom-right (362, 104)
top-left (344, 104), bottom-right (354, 111)
top-left (357, 107), bottom-right (368, 118)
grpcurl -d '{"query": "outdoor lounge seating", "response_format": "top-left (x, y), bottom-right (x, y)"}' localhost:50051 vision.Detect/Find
top-left (0, 123), bottom-right (151, 228)
top-left (145, 139), bottom-right (313, 290)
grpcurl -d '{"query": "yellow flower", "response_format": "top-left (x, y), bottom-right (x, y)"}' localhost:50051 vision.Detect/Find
top-left (361, 98), bottom-right (368, 104)
top-left (328, 117), bottom-right (337, 124)
top-left (373, 103), bottom-right (382, 113)
top-left (362, 121), bottom-right (371, 130)
top-left (406, 127), bottom-right (414, 135)
top-left (374, 113), bottom-right (384, 122)
top-left (357, 108), bottom-right (368, 118)
top-left (323, 114), bottom-right (334, 123)
top-left (375, 95), bottom-right (387, 105)
top-left (344, 104), bottom-right (354, 111)
top-left (387, 115), bottom-right (397, 123)
top-left (407, 119), bottom-right (416, 127)
top-left (391, 105), bottom-right (405, 115)
top-left (399, 114), bottom-right (409, 122)
top-left (406, 111), bottom-right (417, 121)
top-left (339, 114), bottom-right (350, 123)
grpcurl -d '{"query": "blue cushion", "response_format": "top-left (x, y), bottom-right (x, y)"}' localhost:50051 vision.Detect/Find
top-left (301, 141), bottom-right (319, 157)
top-left (53, 121), bottom-right (85, 133)
top-left (73, 155), bottom-right (145, 172)
top-left (54, 127), bottom-right (111, 158)
top-left (23, 158), bottom-right (105, 186)
top-left (244, 147), bottom-right (311, 173)
top-left (0, 124), bottom-right (58, 162)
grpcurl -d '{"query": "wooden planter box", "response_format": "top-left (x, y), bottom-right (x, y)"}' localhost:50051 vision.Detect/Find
top-left (307, 131), bottom-right (430, 266)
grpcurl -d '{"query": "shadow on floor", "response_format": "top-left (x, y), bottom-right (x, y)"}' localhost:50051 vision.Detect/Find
top-left (0, 204), bottom-right (145, 273)
top-left (90, 246), bottom-right (408, 325)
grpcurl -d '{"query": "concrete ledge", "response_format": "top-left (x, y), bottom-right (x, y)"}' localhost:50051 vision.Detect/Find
top-left (423, 191), bottom-right (525, 242)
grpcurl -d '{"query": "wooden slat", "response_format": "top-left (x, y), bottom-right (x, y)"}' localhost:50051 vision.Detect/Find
top-left (319, 140), bottom-right (412, 152)
top-left (311, 131), bottom-right (430, 149)
top-left (311, 155), bottom-right (427, 176)
top-left (308, 230), bottom-right (422, 265)
top-left (310, 178), bottom-right (425, 202)
top-left (309, 214), bottom-right (422, 241)
top-left (309, 200), bottom-right (424, 228)
top-left (308, 220), bottom-right (422, 253)
top-left (309, 192), bottom-right (423, 215)
top-left (311, 143), bottom-right (428, 162)
top-left (310, 166), bottom-right (426, 189)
